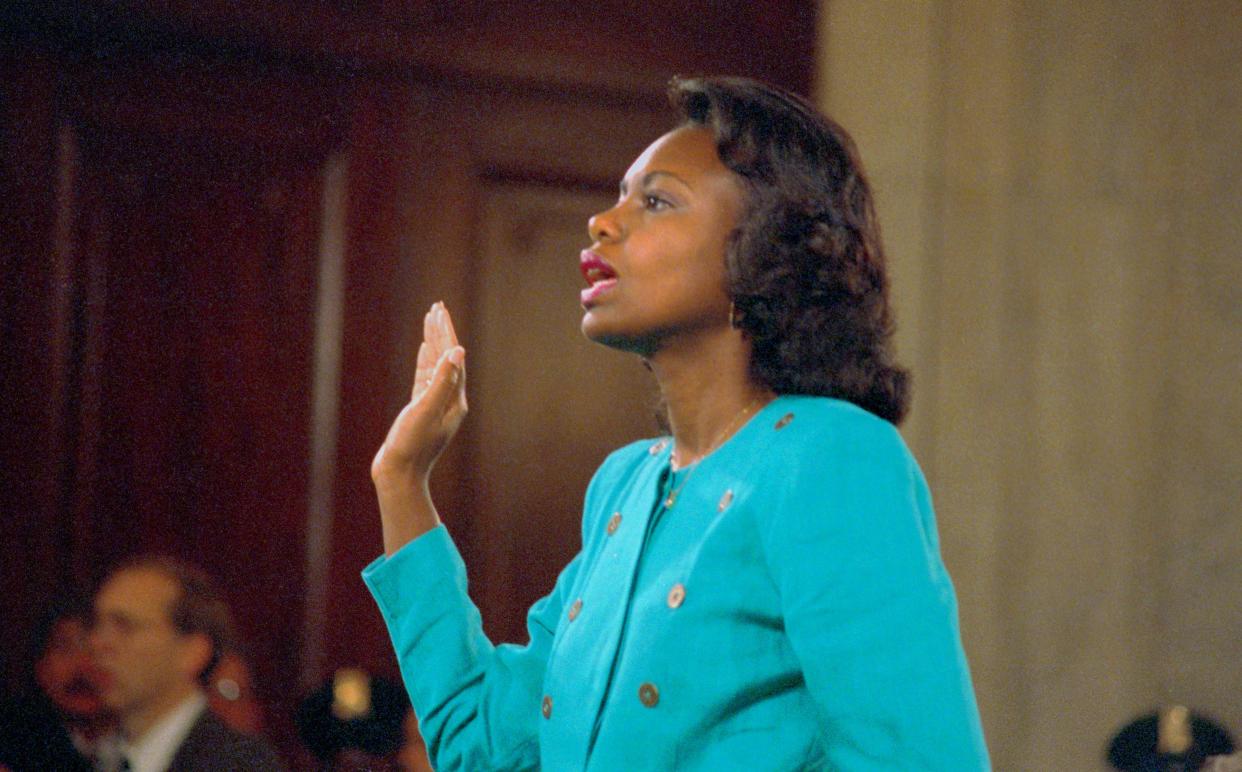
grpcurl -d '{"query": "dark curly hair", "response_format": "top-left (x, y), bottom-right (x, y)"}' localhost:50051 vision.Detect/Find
top-left (670, 76), bottom-right (910, 424)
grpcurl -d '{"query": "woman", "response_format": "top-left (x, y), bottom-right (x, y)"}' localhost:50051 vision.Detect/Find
top-left (363, 76), bottom-right (990, 770)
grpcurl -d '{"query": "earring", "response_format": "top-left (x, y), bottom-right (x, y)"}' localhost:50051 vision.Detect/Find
top-left (729, 301), bottom-right (742, 329)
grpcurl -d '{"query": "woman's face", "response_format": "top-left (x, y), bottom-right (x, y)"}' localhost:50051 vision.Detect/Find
top-left (580, 125), bottom-right (745, 356)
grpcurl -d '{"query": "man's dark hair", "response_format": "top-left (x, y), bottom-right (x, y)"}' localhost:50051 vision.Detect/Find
top-left (671, 76), bottom-right (910, 424)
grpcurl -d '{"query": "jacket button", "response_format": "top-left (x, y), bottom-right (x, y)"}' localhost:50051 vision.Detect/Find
top-left (541, 695), bottom-right (552, 719)
top-left (717, 489), bottom-right (734, 512)
top-left (568, 598), bottom-right (582, 621)
top-left (774, 412), bottom-right (795, 430)
top-left (638, 682), bottom-right (659, 708)
top-left (606, 512), bottom-right (622, 535)
top-left (666, 583), bottom-right (685, 609)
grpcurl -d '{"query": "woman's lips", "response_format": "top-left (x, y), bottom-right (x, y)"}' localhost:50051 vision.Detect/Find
top-left (580, 250), bottom-right (617, 307)
top-left (581, 278), bottom-right (618, 306)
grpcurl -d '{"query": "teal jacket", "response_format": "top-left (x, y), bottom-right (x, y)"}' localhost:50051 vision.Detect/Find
top-left (364, 396), bottom-right (990, 770)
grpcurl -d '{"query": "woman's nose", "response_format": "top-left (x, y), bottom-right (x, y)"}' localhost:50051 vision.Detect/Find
top-left (588, 205), bottom-right (623, 243)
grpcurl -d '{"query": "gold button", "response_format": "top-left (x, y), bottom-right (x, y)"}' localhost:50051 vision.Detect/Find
top-left (606, 512), bottom-right (622, 535)
top-left (541, 695), bottom-right (552, 719)
top-left (717, 489), bottom-right (734, 512)
top-left (774, 412), bottom-right (795, 430)
top-left (638, 682), bottom-right (659, 708)
top-left (568, 598), bottom-right (582, 621)
top-left (667, 583), bottom-right (685, 609)
top-left (648, 439), bottom-right (669, 455)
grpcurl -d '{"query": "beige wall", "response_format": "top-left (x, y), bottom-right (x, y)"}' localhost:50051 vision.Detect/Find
top-left (817, 1), bottom-right (1242, 768)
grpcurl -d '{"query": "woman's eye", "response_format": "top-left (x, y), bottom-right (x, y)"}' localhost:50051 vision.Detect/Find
top-left (643, 194), bottom-right (671, 211)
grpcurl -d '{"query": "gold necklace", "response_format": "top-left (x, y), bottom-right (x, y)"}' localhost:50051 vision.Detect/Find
top-left (663, 394), bottom-right (767, 509)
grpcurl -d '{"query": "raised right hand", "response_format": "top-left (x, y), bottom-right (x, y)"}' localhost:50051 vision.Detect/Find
top-left (371, 301), bottom-right (467, 505)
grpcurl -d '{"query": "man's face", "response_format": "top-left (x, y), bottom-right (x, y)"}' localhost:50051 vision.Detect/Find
top-left (90, 567), bottom-right (204, 720)
top-left (35, 616), bottom-right (106, 719)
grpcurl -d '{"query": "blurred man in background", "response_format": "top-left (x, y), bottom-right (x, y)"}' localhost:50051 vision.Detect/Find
top-left (90, 556), bottom-right (284, 771)
top-left (0, 596), bottom-right (114, 770)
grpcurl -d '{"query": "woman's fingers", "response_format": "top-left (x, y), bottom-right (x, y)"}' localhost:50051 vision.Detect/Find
top-left (413, 302), bottom-right (456, 400)
top-left (434, 306), bottom-right (466, 408)
top-left (430, 302), bottom-right (456, 360)
top-left (423, 304), bottom-right (438, 355)
top-left (406, 303), bottom-right (467, 432)
top-left (429, 303), bottom-right (445, 352)
top-left (441, 302), bottom-right (460, 348)
top-left (414, 306), bottom-right (437, 396)
top-left (412, 341), bottom-right (433, 400)
top-left (427, 345), bottom-right (466, 416)
top-left (374, 302), bottom-right (466, 488)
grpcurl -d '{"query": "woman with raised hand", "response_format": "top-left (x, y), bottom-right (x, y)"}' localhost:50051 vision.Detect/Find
top-left (363, 76), bottom-right (990, 770)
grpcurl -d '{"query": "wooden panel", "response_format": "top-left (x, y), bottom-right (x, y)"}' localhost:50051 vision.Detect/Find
top-left (321, 82), bottom-right (455, 679)
top-left (0, 53), bottom-right (341, 757)
top-left (67, 118), bottom-right (326, 749)
top-left (0, 52), bottom-right (67, 690)
top-left (27, 0), bottom-right (818, 97)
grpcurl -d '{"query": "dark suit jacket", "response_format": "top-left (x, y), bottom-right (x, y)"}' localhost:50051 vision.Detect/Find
top-left (166, 710), bottom-right (285, 772)
top-left (0, 694), bottom-right (95, 772)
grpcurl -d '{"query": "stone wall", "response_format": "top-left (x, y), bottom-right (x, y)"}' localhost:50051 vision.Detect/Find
top-left (817, 2), bottom-right (1242, 767)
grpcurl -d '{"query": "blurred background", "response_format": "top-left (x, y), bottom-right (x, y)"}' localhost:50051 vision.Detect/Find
top-left (1, 1), bottom-right (1237, 768)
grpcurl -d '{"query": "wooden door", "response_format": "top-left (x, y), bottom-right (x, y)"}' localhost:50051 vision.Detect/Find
top-left (0, 54), bottom-right (344, 753)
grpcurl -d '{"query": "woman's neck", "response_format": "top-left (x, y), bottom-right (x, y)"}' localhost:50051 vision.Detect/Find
top-left (647, 329), bottom-right (773, 468)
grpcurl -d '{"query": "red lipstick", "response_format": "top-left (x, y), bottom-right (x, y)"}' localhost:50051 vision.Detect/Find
top-left (580, 250), bottom-right (618, 307)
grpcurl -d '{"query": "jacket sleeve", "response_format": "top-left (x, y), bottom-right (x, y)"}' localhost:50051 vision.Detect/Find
top-left (364, 525), bottom-right (582, 771)
top-left (755, 409), bottom-right (990, 770)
